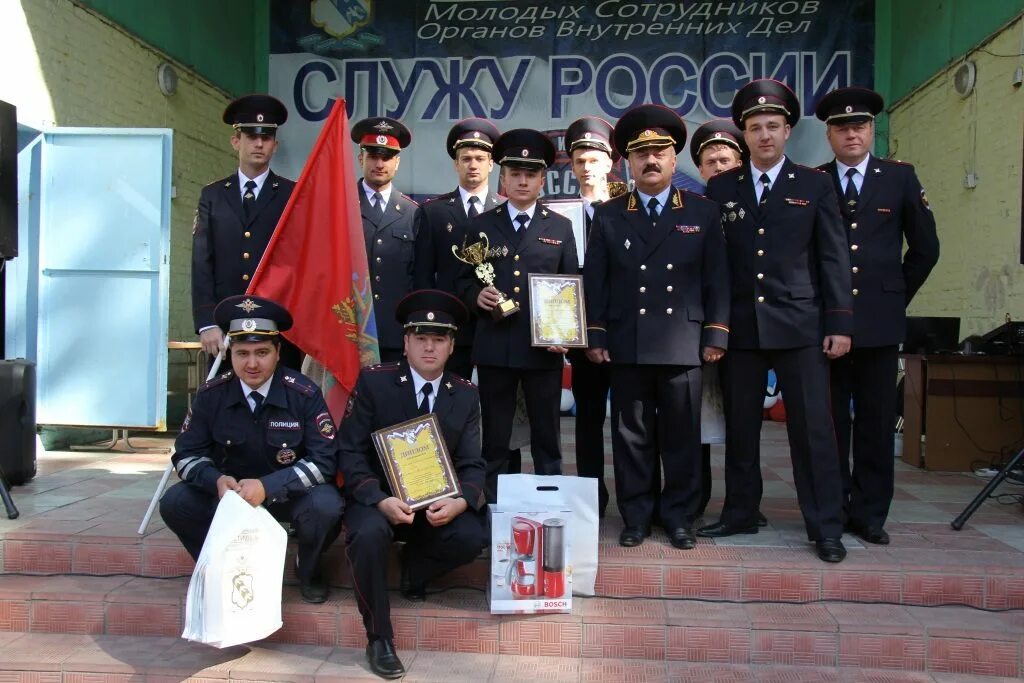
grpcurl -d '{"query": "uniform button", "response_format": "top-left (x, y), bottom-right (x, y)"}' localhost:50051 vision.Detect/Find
top-left (244, 231), bottom-right (251, 238)
top-left (666, 264), bottom-right (673, 270)
top-left (666, 308), bottom-right (673, 314)
top-left (243, 252), bottom-right (250, 259)
top-left (851, 222), bottom-right (858, 229)
top-left (757, 228), bottom-right (765, 235)
top-left (514, 270), bottom-right (520, 277)
top-left (757, 296), bottom-right (765, 303)
top-left (376, 256), bottom-right (382, 262)
top-left (226, 439), bottom-right (232, 446)
top-left (282, 442), bottom-right (288, 448)
top-left (852, 266), bottom-right (859, 274)
top-left (242, 274), bottom-right (249, 281)
top-left (513, 286), bottom-right (520, 293)
top-left (852, 288), bottom-right (859, 295)
top-left (851, 244), bottom-right (859, 251)
top-left (639, 287), bottom-right (646, 293)
top-left (374, 293), bottom-right (380, 300)
top-left (377, 238), bottom-right (383, 244)
top-left (514, 255), bottom-right (520, 261)
top-left (639, 308), bottom-right (646, 315)
top-left (640, 265), bottom-right (646, 271)
top-left (374, 275), bottom-right (380, 282)
top-left (757, 249), bottom-right (764, 256)
top-left (757, 273), bottom-right (764, 280)
top-left (666, 286), bottom-right (673, 292)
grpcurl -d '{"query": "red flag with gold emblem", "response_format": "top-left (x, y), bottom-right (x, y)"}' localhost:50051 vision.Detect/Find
top-left (248, 98), bottom-right (379, 421)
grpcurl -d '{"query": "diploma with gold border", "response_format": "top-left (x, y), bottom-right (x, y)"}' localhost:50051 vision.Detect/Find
top-left (528, 274), bottom-right (588, 348)
top-left (371, 414), bottom-right (460, 511)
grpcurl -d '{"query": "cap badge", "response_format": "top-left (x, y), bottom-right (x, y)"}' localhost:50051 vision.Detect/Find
top-left (758, 96), bottom-right (766, 104)
top-left (713, 132), bottom-right (722, 139)
top-left (472, 131), bottom-right (480, 138)
top-left (236, 298), bottom-right (261, 313)
top-left (845, 105), bottom-right (853, 113)
top-left (521, 148), bottom-right (529, 157)
top-left (426, 312), bottom-right (435, 320)
top-left (584, 132), bottom-right (592, 139)
top-left (374, 121), bottom-right (393, 132)
top-left (376, 135), bottom-right (388, 145)
top-left (242, 319), bottom-right (257, 332)
top-left (256, 113), bottom-right (264, 122)
top-left (642, 129), bottom-right (653, 137)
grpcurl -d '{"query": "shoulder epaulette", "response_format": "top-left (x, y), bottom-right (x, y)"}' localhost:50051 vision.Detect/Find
top-left (400, 192), bottom-right (419, 207)
top-left (365, 361), bottom-right (401, 373)
top-left (449, 373), bottom-right (476, 387)
top-left (794, 164), bottom-right (828, 175)
top-left (881, 157), bottom-right (914, 167)
top-left (280, 372), bottom-right (316, 396)
top-left (197, 370), bottom-right (233, 393)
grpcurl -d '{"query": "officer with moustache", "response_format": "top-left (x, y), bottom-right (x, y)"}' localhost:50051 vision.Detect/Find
top-left (338, 290), bottom-right (486, 680)
top-left (815, 87), bottom-right (939, 545)
top-left (564, 116), bottom-right (618, 517)
top-left (585, 105), bottom-right (730, 548)
top-left (413, 118), bottom-right (503, 378)
top-left (161, 295), bottom-right (343, 604)
top-left (191, 95), bottom-right (302, 369)
top-left (699, 80), bottom-right (853, 563)
top-left (352, 117), bottom-right (418, 362)
top-left (456, 129), bottom-right (578, 502)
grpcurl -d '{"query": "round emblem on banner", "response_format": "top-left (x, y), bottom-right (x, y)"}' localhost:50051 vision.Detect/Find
top-left (427, 311), bottom-right (435, 320)
top-left (757, 96), bottom-right (766, 104)
top-left (242, 319), bottom-right (257, 332)
top-left (521, 148), bottom-right (529, 157)
top-left (256, 113), bottom-right (264, 122)
top-left (276, 448), bottom-right (296, 465)
top-left (376, 135), bottom-right (388, 145)
top-left (845, 105), bottom-right (853, 113)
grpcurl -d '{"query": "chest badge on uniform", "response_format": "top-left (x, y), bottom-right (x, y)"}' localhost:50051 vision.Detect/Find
top-left (446, 223), bottom-right (453, 233)
top-left (728, 212), bottom-right (737, 222)
top-left (676, 225), bottom-right (701, 234)
top-left (624, 239), bottom-right (631, 250)
top-left (738, 208), bottom-right (746, 220)
top-left (725, 202), bottom-right (736, 209)
top-left (276, 448), bottom-right (297, 465)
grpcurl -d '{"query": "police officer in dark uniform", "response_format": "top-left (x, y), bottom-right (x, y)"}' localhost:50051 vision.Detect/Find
top-left (455, 129), bottom-right (578, 502)
top-left (413, 118), bottom-right (503, 378)
top-left (352, 117), bottom-right (419, 362)
top-left (585, 105), bottom-right (730, 548)
top-left (338, 290), bottom-right (486, 680)
top-left (161, 295), bottom-right (343, 603)
top-left (564, 116), bottom-right (618, 517)
top-left (815, 87), bottom-right (939, 545)
top-left (191, 95), bottom-right (302, 369)
top-left (699, 80), bottom-right (853, 563)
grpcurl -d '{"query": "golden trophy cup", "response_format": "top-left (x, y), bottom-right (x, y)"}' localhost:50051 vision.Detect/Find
top-left (452, 232), bottom-right (520, 320)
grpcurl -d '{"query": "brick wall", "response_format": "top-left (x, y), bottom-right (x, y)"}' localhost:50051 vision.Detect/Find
top-left (889, 16), bottom-right (1024, 338)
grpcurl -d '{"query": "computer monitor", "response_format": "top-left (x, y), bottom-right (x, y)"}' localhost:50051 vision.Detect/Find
top-left (903, 316), bottom-right (961, 354)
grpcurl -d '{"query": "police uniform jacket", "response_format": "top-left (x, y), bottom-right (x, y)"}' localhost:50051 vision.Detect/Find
top-left (191, 172), bottom-right (295, 331)
top-left (818, 156), bottom-right (939, 347)
top-left (585, 187), bottom-right (730, 366)
top-left (455, 203), bottom-right (579, 370)
top-left (171, 366), bottom-right (338, 505)
top-left (338, 361), bottom-right (485, 511)
top-left (412, 189), bottom-right (503, 349)
top-left (706, 159), bottom-right (853, 349)
top-left (360, 182), bottom-right (419, 350)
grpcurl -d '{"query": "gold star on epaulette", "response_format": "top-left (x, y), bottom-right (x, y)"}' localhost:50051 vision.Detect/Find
top-left (224, 181), bottom-right (233, 188)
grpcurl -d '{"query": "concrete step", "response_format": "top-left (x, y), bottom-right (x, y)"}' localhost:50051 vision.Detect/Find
top-left (0, 574), bottom-right (1022, 678)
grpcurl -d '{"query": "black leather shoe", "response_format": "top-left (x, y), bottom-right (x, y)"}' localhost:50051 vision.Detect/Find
top-left (697, 520), bottom-right (758, 538)
top-left (668, 527), bottom-right (696, 550)
top-left (399, 547), bottom-right (426, 602)
top-left (815, 537), bottom-right (847, 563)
top-left (851, 524), bottom-right (890, 545)
top-left (366, 639), bottom-right (405, 679)
top-left (298, 576), bottom-right (328, 604)
top-left (756, 511), bottom-right (768, 527)
top-left (618, 525), bottom-right (650, 547)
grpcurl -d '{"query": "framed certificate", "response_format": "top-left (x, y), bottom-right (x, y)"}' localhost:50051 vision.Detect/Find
top-left (542, 199), bottom-right (586, 266)
top-left (371, 414), bottom-right (461, 511)
top-left (528, 274), bottom-right (588, 348)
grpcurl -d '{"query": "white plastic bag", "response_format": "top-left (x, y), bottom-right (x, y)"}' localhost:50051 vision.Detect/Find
top-left (497, 474), bottom-right (598, 595)
top-left (182, 490), bottom-right (287, 648)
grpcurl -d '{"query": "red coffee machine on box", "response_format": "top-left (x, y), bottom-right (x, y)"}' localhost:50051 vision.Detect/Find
top-left (507, 516), bottom-right (565, 599)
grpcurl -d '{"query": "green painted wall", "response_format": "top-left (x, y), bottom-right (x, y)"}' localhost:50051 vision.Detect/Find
top-left (75, 0), bottom-right (269, 95)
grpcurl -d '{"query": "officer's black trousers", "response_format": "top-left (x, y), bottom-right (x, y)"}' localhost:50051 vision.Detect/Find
top-left (830, 345), bottom-right (899, 529)
top-left (567, 349), bottom-right (611, 515)
top-left (160, 482), bottom-right (343, 581)
top-left (342, 501), bottom-right (486, 642)
top-left (476, 365), bottom-right (563, 502)
top-left (609, 363), bottom-right (702, 530)
top-left (719, 346), bottom-right (844, 540)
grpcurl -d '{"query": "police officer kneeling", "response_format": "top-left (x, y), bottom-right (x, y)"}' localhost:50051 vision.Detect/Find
top-left (160, 296), bottom-right (344, 604)
top-left (338, 290), bottom-right (486, 680)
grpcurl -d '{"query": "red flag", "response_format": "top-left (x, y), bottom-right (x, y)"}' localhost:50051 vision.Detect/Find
top-left (248, 99), bottom-right (379, 420)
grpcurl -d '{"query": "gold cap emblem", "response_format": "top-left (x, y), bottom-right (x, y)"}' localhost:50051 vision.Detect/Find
top-left (236, 298), bottom-right (260, 313)
top-left (426, 312), bottom-right (435, 320)
top-left (757, 96), bottom-right (766, 104)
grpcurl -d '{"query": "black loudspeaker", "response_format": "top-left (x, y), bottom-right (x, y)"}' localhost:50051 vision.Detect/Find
top-left (0, 360), bottom-right (36, 485)
top-left (0, 99), bottom-right (16, 260)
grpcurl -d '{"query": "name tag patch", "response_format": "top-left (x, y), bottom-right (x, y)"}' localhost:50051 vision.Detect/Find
top-left (268, 420), bottom-right (301, 430)
top-left (784, 198), bottom-right (810, 206)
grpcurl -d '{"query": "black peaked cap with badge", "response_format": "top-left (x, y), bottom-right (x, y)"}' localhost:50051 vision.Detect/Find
top-left (564, 116), bottom-right (619, 160)
top-left (395, 289), bottom-right (468, 336)
top-left (689, 119), bottom-right (747, 167)
top-left (222, 94), bottom-right (288, 136)
top-left (814, 87), bottom-right (884, 125)
top-left (493, 128), bottom-right (556, 168)
top-left (731, 79), bottom-right (801, 128)
top-left (612, 104), bottom-right (687, 157)
top-left (446, 118), bottom-right (501, 158)
top-left (351, 116), bottom-right (412, 154)
top-left (214, 295), bottom-right (293, 344)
